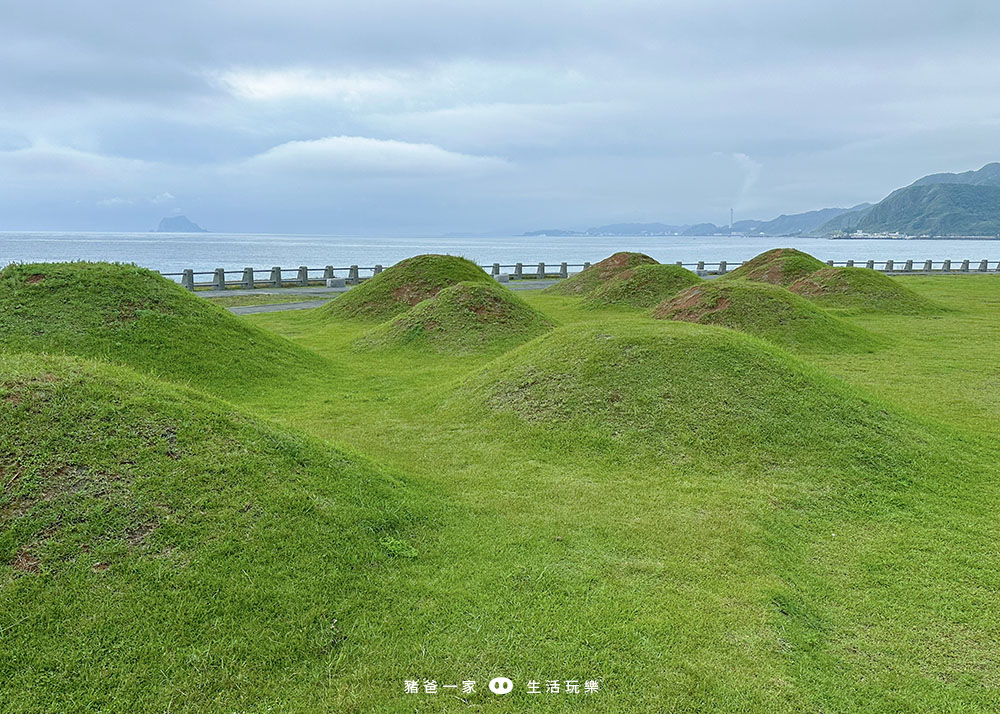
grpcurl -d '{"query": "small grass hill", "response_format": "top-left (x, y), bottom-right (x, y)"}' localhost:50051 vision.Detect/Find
top-left (582, 263), bottom-right (701, 309)
top-left (788, 267), bottom-right (943, 313)
top-left (719, 248), bottom-right (827, 286)
top-left (356, 281), bottom-right (554, 354)
top-left (0, 262), bottom-right (322, 393)
top-left (457, 322), bottom-right (903, 458)
top-left (651, 281), bottom-right (881, 352)
top-left (0, 352), bottom-right (425, 711)
top-left (320, 254), bottom-right (490, 321)
top-left (543, 251), bottom-right (658, 295)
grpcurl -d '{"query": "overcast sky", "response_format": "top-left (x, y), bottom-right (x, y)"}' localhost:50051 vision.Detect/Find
top-left (2, 0), bottom-right (1000, 234)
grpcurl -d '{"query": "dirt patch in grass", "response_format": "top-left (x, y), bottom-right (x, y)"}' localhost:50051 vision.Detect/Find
top-left (391, 282), bottom-right (439, 306)
top-left (544, 252), bottom-right (659, 296)
top-left (719, 248), bottom-right (827, 287)
top-left (11, 547), bottom-right (41, 573)
top-left (24, 274), bottom-right (45, 284)
top-left (2, 374), bottom-right (62, 406)
top-left (126, 520), bottom-right (158, 546)
top-left (41, 465), bottom-right (93, 501)
top-left (594, 253), bottom-right (640, 279)
top-left (660, 288), bottom-right (731, 321)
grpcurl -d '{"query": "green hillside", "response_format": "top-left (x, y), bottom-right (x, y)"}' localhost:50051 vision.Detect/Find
top-left (789, 267), bottom-right (943, 314)
top-left (817, 181), bottom-right (1000, 236)
top-left (320, 254), bottom-right (491, 321)
top-left (855, 183), bottom-right (1000, 235)
top-left (4, 257), bottom-right (1000, 712)
top-left (0, 262), bottom-right (323, 393)
top-left (718, 248), bottom-right (827, 286)
top-left (543, 251), bottom-right (657, 295)
top-left (582, 263), bottom-right (701, 309)
top-left (0, 352), bottom-right (426, 712)
top-left (652, 281), bottom-right (882, 352)
top-left (911, 162), bottom-right (1000, 187)
top-left (355, 280), bottom-right (554, 354)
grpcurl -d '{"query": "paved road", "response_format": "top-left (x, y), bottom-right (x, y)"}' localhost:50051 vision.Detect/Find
top-left (228, 299), bottom-right (334, 314)
top-left (222, 278), bottom-right (561, 314)
top-left (202, 286), bottom-right (349, 299)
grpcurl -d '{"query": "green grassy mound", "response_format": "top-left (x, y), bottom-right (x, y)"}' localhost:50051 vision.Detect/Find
top-left (458, 322), bottom-right (898, 452)
top-left (544, 251), bottom-right (658, 295)
top-left (652, 281), bottom-right (881, 351)
top-left (719, 248), bottom-right (827, 286)
top-left (0, 352), bottom-right (425, 712)
top-left (0, 262), bottom-right (322, 392)
top-left (789, 267), bottom-right (943, 313)
top-left (320, 254), bottom-right (490, 321)
top-left (582, 263), bottom-right (701, 309)
top-left (356, 281), bottom-right (554, 354)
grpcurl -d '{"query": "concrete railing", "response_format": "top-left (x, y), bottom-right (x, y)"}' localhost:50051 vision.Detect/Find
top-left (161, 264), bottom-right (385, 291)
top-left (823, 258), bottom-right (1000, 273)
top-left (160, 258), bottom-right (1000, 290)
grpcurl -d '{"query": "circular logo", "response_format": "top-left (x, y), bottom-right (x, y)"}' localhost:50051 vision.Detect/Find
top-left (488, 677), bottom-right (514, 695)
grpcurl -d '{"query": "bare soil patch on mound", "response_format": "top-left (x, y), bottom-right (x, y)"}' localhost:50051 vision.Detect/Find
top-left (544, 252), bottom-right (658, 296)
top-left (653, 281), bottom-right (882, 352)
top-left (720, 248), bottom-right (827, 286)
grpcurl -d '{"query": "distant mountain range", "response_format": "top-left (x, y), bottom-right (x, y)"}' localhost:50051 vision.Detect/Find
top-left (525, 162), bottom-right (1000, 239)
top-left (816, 163), bottom-right (1000, 236)
top-left (154, 215), bottom-right (207, 233)
top-left (524, 205), bottom-right (869, 238)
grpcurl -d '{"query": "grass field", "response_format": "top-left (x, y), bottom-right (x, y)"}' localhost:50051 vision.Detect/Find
top-left (3, 259), bottom-right (1000, 712)
top-left (205, 293), bottom-right (327, 308)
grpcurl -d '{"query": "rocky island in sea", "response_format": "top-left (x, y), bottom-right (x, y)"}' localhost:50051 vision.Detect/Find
top-left (153, 215), bottom-right (208, 233)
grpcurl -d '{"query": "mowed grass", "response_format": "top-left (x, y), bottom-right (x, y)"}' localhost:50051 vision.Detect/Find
top-left (238, 275), bottom-right (1000, 712)
top-left (3, 266), bottom-right (1000, 712)
top-left (206, 293), bottom-right (326, 308)
top-left (0, 262), bottom-right (326, 397)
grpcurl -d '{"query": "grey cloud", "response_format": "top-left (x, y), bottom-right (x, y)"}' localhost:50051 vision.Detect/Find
top-left (2, 0), bottom-right (1000, 231)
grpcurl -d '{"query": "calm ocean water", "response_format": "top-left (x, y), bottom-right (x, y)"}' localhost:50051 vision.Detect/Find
top-left (2, 231), bottom-right (1000, 275)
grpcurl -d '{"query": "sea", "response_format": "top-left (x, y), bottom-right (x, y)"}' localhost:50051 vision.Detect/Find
top-left (2, 231), bottom-right (1000, 278)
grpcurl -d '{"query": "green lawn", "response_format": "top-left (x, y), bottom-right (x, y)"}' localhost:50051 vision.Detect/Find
top-left (3, 267), bottom-right (1000, 712)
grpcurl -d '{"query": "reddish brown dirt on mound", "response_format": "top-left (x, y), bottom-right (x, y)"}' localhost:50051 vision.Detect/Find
top-left (11, 547), bottom-right (41, 573)
top-left (755, 248), bottom-right (796, 284)
top-left (112, 300), bottom-right (157, 325)
top-left (392, 282), bottom-right (440, 306)
top-left (468, 291), bottom-right (515, 319)
top-left (655, 286), bottom-right (730, 321)
top-left (595, 254), bottom-right (639, 280)
top-left (24, 274), bottom-right (45, 284)
top-left (722, 248), bottom-right (827, 287)
top-left (127, 520), bottom-right (158, 546)
top-left (2, 373), bottom-right (62, 405)
top-left (789, 279), bottom-right (829, 297)
top-left (788, 270), bottom-right (846, 297)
